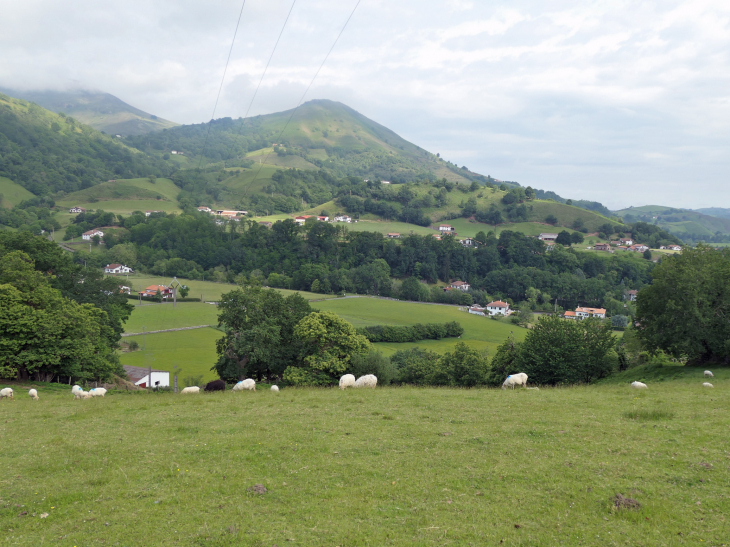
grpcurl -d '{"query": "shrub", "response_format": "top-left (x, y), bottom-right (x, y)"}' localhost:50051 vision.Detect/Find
top-left (128, 340), bottom-right (140, 351)
top-left (347, 350), bottom-right (397, 385)
top-left (356, 322), bottom-right (464, 343)
top-left (391, 348), bottom-right (441, 385)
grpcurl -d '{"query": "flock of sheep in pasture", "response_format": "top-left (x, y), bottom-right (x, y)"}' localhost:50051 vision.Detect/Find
top-left (0, 370), bottom-right (719, 401)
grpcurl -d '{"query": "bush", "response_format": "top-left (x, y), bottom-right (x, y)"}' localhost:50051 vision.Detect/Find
top-left (347, 350), bottom-right (397, 385)
top-left (391, 348), bottom-right (441, 385)
top-left (128, 340), bottom-right (140, 351)
top-left (356, 321), bottom-right (464, 343)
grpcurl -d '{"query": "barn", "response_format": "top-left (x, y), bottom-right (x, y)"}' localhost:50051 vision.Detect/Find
top-left (123, 365), bottom-right (170, 388)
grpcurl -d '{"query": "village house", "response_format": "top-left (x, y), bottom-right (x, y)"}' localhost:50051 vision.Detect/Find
top-left (486, 300), bottom-right (510, 316)
top-left (667, 244), bottom-right (682, 251)
top-left (258, 221), bottom-right (272, 228)
top-left (294, 215), bottom-right (313, 225)
top-left (594, 243), bottom-right (611, 251)
top-left (439, 224), bottom-right (456, 233)
top-left (575, 307), bottom-right (606, 319)
top-left (138, 285), bottom-right (174, 299)
top-left (145, 210), bottom-right (163, 217)
top-left (386, 232), bottom-right (401, 239)
top-left (629, 244), bottom-right (649, 252)
top-left (197, 206), bottom-right (213, 213)
top-left (69, 206), bottom-right (86, 213)
top-left (620, 238), bottom-right (634, 246)
top-left (104, 263), bottom-right (134, 274)
top-left (381, 180), bottom-right (391, 184)
top-left (460, 237), bottom-right (475, 247)
top-left (538, 233), bottom-right (558, 242)
top-left (317, 215), bottom-right (329, 222)
top-left (118, 285), bottom-right (131, 295)
top-left (215, 209), bottom-right (247, 219)
top-left (468, 304), bottom-right (487, 316)
top-left (123, 365), bottom-right (170, 389)
top-left (450, 280), bottom-right (470, 291)
top-left (625, 289), bottom-right (638, 301)
top-left (432, 234), bottom-right (442, 240)
top-left (334, 215), bottom-right (352, 223)
top-left (82, 229), bottom-right (104, 240)
top-left (610, 240), bottom-right (621, 246)
top-left (563, 310), bottom-right (577, 319)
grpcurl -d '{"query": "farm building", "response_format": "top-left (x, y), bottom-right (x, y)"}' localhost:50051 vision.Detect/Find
top-left (82, 229), bottom-right (104, 240)
top-left (105, 263), bottom-right (134, 274)
top-left (197, 206), bottom-right (213, 213)
top-left (334, 215), bottom-right (351, 223)
top-left (468, 305), bottom-right (486, 316)
top-left (486, 301), bottom-right (510, 316)
top-left (386, 233), bottom-right (401, 239)
top-left (538, 233), bottom-right (558, 241)
top-left (450, 280), bottom-right (470, 291)
top-left (123, 365), bottom-right (170, 388)
top-left (575, 307), bottom-right (606, 319)
top-left (594, 243), bottom-right (611, 251)
top-left (439, 224), bottom-right (456, 233)
top-left (69, 206), bottom-right (86, 213)
top-left (138, 285), bottom-right (174, 299)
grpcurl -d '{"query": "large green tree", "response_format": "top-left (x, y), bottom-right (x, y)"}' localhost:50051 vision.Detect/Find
top-left (286, 311), bottom-right (369, 385)
top-left (636, 246), bottom-right (730, 365)
top-left (0, 252), bottom-right (121, 381)
top-left (214, 285), bottom-right (312, 382)
top-left (519, 315), bottom-right (616, 384)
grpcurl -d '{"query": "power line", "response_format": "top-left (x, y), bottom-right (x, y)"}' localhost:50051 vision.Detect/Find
top-left (197, 0), bottom-right (248, 171)
top-left (246, 0), bottom-right (362, 193)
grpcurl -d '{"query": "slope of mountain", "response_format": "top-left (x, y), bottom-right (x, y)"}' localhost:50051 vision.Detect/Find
top-left (615, 205), bottom-right (730, 241)
top-left (0, 88), bottom-right (178, 136)
top-left (125, 99), bottom-right (499, 185)
top-left (694, 207), bottom-right (730, 220)
top-left (0, 92), bottom-right (171, 195)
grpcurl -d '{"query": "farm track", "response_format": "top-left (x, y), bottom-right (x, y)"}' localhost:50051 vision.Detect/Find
top-left (121, 324), bottom-right (211, 337)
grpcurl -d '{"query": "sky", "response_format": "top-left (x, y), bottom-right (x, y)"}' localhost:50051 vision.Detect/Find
top-left (1, 0), bottom-right (729, 210)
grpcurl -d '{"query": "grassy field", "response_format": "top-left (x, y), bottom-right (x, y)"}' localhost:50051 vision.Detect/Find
top-left (0, 176), bottom-right (34, 208)
top-left (122, 302), bottom-right (219, 334)
top-left (2, 374), bottom-right (729, 545)
top-left (119, 327), bottom-right (221, 383)
top-left (111, 274), bottom-right (339, 304)
top-left (315, 297), bottom-right (526, 356)
top-left (345, 220), bottom-right (437, 237)
top-left (56, 178), bottom-right (182, 214)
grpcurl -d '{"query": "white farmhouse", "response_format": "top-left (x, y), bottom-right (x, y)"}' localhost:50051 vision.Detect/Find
top-left (575, 307), bottom-right (606, 319)
top-left (538, 233), bottom-right (558, 241)
top-left (104, 263), bottom-right (134, 274)
top-left (334, 215), bottom-right (352, 223)
top-left (82, 229), bottom-right (104, 240)
top-left (123, 365), bottom-right (170, 389)
top-left (486, 301), bottom-right (510, 316)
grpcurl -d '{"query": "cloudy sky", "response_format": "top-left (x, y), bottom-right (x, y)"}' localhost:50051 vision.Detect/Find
top-left (2, 0), bottom-right (729, 209)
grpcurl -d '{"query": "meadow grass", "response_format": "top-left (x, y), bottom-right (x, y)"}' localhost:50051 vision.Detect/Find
top-left (1, 379), bottom-right (728, 546)
top-left (0, 176), bottom-right (34, 208)
top-left (314, 297), bottom-right (527, 356)
top-left (122, 302), bottom-right (220, 334)
top-left (118, 327), bottom-right (221, 383)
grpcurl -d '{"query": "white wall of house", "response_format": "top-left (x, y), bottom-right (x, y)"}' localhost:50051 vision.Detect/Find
top-left (134, 372), bottom-right (170, 388)
top-left (487, 306), bottom-right (509, 316)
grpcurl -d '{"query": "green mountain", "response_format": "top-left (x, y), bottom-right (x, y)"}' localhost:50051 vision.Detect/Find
top-left (694, 207), bottom-right (730, 220)
top-left (0, 92), bottom-right (170, 195)
top-left (125, 99), bottom-right (497, 185)
top-left (0, 88), bottom-right (178, 136)
top-left (615, 205), bottom-right (730, 243)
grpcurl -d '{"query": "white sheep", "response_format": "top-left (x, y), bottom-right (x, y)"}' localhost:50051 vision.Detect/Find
top-left (232, 379), bottom-right (256, 392)
top-left (702, 382), bottom-right (714, 388)
top-left (0, 387), bottom-right (14, 399)
top-left (271, 385), bottom-right (280, 392)
top-left (339, 374), bottom-right (356, 389)
top-left (79, 391), bottom-right (92, 399)
top-left (29, 389), bottom-right (39, 400)
top-left (180, 386), bottom-right (200, 394)
top-left (502, 373), bottom-right (528, 389)
top-left (704, 370), bottom-right (714, 378)
top-left (89, 388), bottom-right (107, 397)
top-left (631, 381), bottom-right (648, 389)
top-left (354, 374), bottom-right (377, 388)
top-left (71, 385), bottom-right (83, 397)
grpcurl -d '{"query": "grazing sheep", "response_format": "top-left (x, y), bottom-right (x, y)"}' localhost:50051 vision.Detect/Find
top-left (0, 387), bottom-right (14, 399)
top-left (704, 370), bottom-right (714, 378)
top-left (271, 385), bottom-right (280, 392)
top-left (703, 382), bottom-right (714, 388)
top-left (631, 381), bottom-right (648, 389)
top-left (89, 388), bottom-right (107, 397)
top-left (71, 385), bottom-right (83, 397)
top-left (232, 378), bottom-right (256, 392)
top-left (29, 389), bottom-right (39, 400)
top-left (339, 374), bottom-right (356, 389)
top-left (180, 386), bottom-right (200, 394)
top-left (79, 391), bottom-right (92, 399)
top-left (502, 373), bottom-right (528, 389)
top-left (204, 379), bottom-right (226, 392)
top-left (354, 374), bottom-right (377, 388)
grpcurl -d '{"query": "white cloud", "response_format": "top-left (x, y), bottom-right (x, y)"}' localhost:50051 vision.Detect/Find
top-left (0, 0), bottom-right (729, 208)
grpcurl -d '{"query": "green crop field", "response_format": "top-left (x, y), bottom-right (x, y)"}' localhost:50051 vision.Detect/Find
top-left (0, 176), bottom-right (34, 208)
top-left (2, 374), bottom-right (728, 546)
top-left (119, 327), bottom-right (221, 383)
top-left (315, 297), bottom-right (526, 356)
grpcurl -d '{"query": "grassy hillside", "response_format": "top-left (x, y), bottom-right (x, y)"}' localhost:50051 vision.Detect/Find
top-left (0, 175), bottom-right (34, 208)
top-left (0, 88), bottom-right (178, 136)
top-left (2, 380), bottom-right (728, 545)
top-left (694, 207), bottom-right (730, 220)
top-left (57, 177), bottom-right (181, 208)
top-left (616, 205), bottom-right (730, 239)
top-left (0, 92), bottom-right (169, 196)
top-left (314, 297), bottom-right (526, 357)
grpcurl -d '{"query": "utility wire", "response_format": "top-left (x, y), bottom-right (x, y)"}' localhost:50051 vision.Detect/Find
top-left (246, 0), bottom-right (362, 192)
top-left (197, 0), bottom-right (248, 171)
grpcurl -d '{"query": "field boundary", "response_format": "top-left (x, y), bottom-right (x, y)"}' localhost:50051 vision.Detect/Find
top-left (122, 325), bottom-right (212, 337)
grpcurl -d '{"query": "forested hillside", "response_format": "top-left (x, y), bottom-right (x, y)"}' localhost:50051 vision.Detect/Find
top-left (616, 205), bottom-right (730, 243)
top-left (0, 93), bottom-right (170, 195)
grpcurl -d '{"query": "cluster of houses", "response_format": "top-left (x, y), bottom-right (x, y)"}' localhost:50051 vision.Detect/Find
top-left (563, 307), bottom-right (607, 319)
top-left (197, 207), bottom-right (248, 222)
top-left (138, 284), bottom-right (174, 299)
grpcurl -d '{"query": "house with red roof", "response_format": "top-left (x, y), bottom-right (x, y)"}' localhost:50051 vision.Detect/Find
top-left (486, 301), bottom-right (510, 316)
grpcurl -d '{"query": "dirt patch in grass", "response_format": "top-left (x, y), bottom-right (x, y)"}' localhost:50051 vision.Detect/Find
top-left (247, 484), bottom-right (268, 494)
top-left (613, 493), bottom-right (641, 510)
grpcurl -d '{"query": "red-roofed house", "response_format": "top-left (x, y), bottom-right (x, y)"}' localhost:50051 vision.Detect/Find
top-left (82, 229), bottom-right (104, 240)
top-left (594, 243), bottom-right (610, 251)
top-left (104, 263), bottom-right (134, 274)
top-left (386, 232), bottom-right (401, 239)
top-left (486, 301), bottom-right (510, 316)
top-left (138, 285), bottom-right (173, 299)
top-left (450, 280), bottom-right (470, 291)
top-left (575, 307), bottom-right (606, 319)
top-left (564, 310), bottom-right (577, 319)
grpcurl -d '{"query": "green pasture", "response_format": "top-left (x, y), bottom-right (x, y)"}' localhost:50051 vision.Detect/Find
top-left (55, 199), bottom-right (182, 216)
top-left (315, 297), bottom-right (526, 356)
top-left (2, 377), bottom-right (728, 545)
top-left (118, 274), bottom-right (339, 303)
top-left (0, 176), bottom-right (34, 208)
top-left (122, 302), bottom-right (219, 334)
top-left (118, 327), bottom-right (221, 383)
top-left (344, 220), bottom-right (437, 237)
top-left (56, 177), bottom-right (181, 208)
